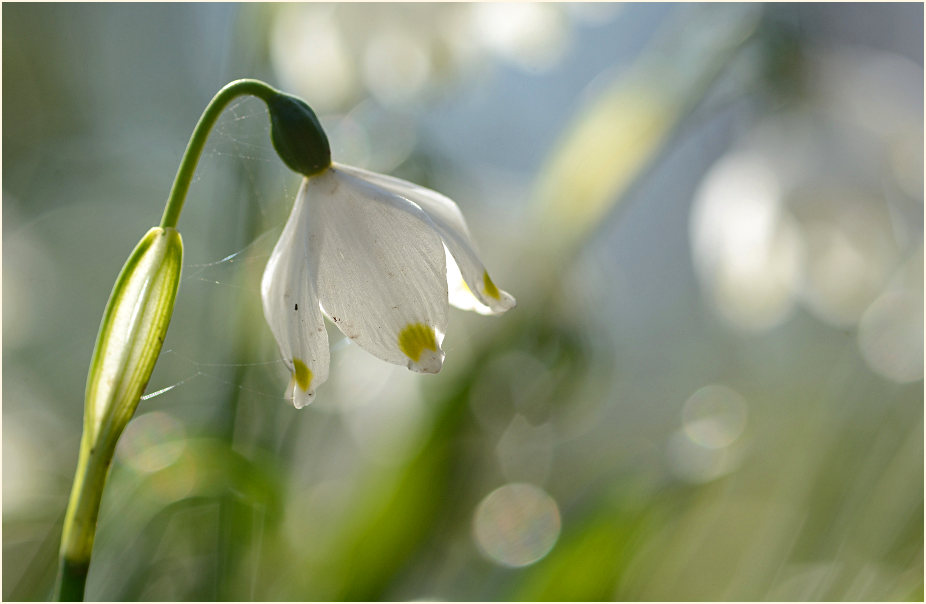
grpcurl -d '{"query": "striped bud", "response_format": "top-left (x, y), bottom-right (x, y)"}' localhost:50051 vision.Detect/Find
top-left (84, 227), bottom-right (183, 446)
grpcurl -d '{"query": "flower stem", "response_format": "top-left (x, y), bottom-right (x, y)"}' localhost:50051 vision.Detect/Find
top-left (159, 78), bottom-right (278, 229)
top-left (55, 432), bottom-right (114, 601)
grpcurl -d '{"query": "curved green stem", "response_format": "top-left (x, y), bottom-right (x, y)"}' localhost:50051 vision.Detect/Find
top-left (159, 78), bottom-right (278, 229)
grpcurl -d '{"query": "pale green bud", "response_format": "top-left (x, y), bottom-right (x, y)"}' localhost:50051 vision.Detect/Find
top-left (59, 227), bottom-right (182, 580)
top-left (84, 227), bottom-right (183, 448)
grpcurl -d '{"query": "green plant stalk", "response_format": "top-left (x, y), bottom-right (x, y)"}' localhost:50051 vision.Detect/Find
top-left (55, 227), bottom-right (183, 601)
top-left (55, 78), bottom-right (282, 601)
top-left (55, 433), bottom-right (113, 601)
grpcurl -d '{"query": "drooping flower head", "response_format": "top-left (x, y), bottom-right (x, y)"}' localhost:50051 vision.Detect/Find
top-left (261, 163), bottom-right (515, 407)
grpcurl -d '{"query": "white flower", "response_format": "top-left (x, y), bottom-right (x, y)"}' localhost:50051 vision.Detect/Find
top-left (261, 163), bottom-right (515, 408)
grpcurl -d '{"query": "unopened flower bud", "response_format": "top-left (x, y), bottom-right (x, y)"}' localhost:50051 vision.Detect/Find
top-left (84, 227), bottom-right (183, 447)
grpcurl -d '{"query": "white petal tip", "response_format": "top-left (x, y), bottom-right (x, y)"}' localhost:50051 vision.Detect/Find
top-left (286, 374), bottom-right (316, 409)
top-left (476, 272), bottom-right (516, 315)
top-left (292, 388), bottom-right (316, 409)
top-left (474, 291), bottom-right (516, 315)
top-left (408, 348), bottom-right (445, 374)
top-left (489, 291), bottom-right (516, 314)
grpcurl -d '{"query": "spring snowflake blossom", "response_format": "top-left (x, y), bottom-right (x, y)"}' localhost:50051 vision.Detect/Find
top-left (261, 163), bottom-right (515, 408)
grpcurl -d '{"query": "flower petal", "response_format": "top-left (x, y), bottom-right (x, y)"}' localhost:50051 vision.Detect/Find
top-left (443, 246), bottom-right (494, 315)
top-left (305, 167), bottom-right (449, 373)
top-left (336, 163), bottom-right (516, 314)
top-left (261, 178), bottom-right (330, 408)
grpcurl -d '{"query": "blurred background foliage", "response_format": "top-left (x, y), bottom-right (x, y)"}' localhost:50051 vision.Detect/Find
top-left (3, 3), bottom-right (923, 601)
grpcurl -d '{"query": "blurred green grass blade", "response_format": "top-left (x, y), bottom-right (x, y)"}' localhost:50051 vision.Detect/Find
top-left (311, 317), bottom-right (590, 600)
top-left (533, 4), bottom-right (761, 255)
top-left (321, 379), bottom-right (476, 600)
top-left (87, 438), bottom-right (283, 600)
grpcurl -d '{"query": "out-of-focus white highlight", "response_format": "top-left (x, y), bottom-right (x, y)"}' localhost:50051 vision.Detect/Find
top-left (362, 29), bottom-right (431, 105)
top-left (473, 483), bottom-right (561, 568)
top-left (669, 384), bottom-right (748, 483)
top-left (668, 431), bottom-right (741, 483)
top-left (269, 3), bottom-right (578, 114)
top-left (682, 384), bottom-right (748, 449)
top-left (691, 45), bottom-right (922, 337)
top-left (858, 290), bottom-right (924, 384)
top-left (691, 152), bottom-right (801, 332)
top-left (271, 6), bottom-right (356, 112)
top-left (798, 208), bottom-right (897, 328)
top-left (470, 3), bottom-right (568, 71)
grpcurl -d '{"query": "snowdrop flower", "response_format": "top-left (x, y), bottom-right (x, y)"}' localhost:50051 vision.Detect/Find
top-left (261, 163), bottom-right (515, 408)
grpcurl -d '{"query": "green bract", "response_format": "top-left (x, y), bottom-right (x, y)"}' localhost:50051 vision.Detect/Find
top-left (84, 226), bottom-right (183, 445)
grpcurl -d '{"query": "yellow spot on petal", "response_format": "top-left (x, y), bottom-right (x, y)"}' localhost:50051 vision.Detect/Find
top-left (293, 358), bottom-right (313, 391)
top-left (483, 271), bottom-right (501, 300)
top-left (398, 323), bottom-right (438, 363)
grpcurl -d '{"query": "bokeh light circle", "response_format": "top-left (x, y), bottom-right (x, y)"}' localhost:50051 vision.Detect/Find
top-left (690, 151), bottom-right (802, 332)
top-left (117, 411), bottom-right (185, 473)
top-left (473, 483), bottom-right (561, 568)
top-left (682, 384), bottom-right (748, 449)
top-left (857, 290), bottom-right (924, 383)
